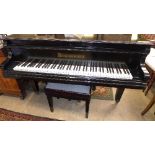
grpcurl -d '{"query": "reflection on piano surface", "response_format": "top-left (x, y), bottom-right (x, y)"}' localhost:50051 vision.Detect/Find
top-left (2, 36), bottom-right (152, 102)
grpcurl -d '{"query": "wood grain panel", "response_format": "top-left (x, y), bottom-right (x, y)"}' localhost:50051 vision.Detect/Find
top-left (0, 49), bottom-right (21, 96)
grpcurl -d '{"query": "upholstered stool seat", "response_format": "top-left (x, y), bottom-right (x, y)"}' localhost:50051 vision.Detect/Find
top-left (145, 56), bottom-right (155, 71)
top-left (45, 82), bottom-right (91, 118)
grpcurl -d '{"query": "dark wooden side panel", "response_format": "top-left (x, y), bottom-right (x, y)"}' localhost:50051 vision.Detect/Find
top-left (0, 49), bottom-right (21, 96)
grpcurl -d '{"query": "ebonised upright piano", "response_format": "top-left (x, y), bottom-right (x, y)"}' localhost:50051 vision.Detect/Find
top-left (1, 35), bottom-right (152, 102)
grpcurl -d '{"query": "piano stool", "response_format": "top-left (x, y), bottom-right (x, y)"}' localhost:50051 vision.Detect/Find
top-left (45, 83), bottom-right (91, 118)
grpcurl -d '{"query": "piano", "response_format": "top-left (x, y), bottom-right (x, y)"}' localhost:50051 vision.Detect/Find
top-left (1, 35), bottom-right (152, 102)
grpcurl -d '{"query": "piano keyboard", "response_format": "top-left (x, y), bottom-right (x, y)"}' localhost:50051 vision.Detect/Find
top-left (13, 58), bottom-right (133, 80)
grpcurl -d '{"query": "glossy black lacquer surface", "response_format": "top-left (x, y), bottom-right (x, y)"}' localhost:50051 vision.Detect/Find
top-left (2, 37), bottom-right (152, 89)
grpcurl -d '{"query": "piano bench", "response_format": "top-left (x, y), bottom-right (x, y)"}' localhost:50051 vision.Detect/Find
top-left (45, 82), bottom-right (91, 118)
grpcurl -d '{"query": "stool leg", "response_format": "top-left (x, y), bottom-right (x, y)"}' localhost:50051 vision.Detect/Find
top-left (141, 94), bottom-right (155, 115)
top-left (47, 96), bottom-right (54, 112)
top-left (85, 99), bottom-right (90, 118)
top-left (145, 74), bottom-right (155, 95)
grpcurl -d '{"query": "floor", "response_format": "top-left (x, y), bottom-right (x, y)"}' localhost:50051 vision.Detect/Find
top-left (0, 83), bottom-right (155, 121)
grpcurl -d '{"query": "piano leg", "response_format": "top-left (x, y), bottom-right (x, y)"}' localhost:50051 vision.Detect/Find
top-left (32, 80), bottom-right (39, 94)
top-left (115, 88), bottom-right (125, 103)
top-left (17, 79), bottom-right (26, 100)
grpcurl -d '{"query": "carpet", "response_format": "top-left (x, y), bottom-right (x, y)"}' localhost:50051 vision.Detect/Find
top-left (0, 108), bottom-right (59, 121)
top-left (91, 86), bottom-right (113, 100)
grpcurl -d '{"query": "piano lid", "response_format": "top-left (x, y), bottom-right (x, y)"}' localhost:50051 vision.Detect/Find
top-left (3, 34), bottom-right (153, 46)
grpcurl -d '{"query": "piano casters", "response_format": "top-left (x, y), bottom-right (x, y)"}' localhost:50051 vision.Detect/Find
top-left (17, 79), bottom-right (26, 99)
top-left (115, 88), bottom-right (125, 103)
top-left (141, 94), bottom-right (155, 115)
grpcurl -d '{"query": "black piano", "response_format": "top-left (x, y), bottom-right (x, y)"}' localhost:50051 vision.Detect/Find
top-left (1, 35), bottom-right (152, 102)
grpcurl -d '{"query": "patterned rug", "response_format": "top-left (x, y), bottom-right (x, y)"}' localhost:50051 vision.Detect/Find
top-left (91, 86), bottom-right (113, 100)
top-left (0, 108), bottom-right (59, 121)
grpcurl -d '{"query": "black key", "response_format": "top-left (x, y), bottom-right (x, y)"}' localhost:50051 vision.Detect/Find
top-left (57, 59), bottom-right (64, 69)
top-left (61, 60), bottom-right (67, 70)
top-left (34, 59), bottom-right (42, 68)
top-left (50, 59), bottom-right (57, 69)
top-left (22, 58), bottom-right (33, 67)
top-left (81, 61), bottom-right (84, 71)
top-left (101, 62), bottom-right (104, 73)
top-left (98, 61), bottom-right (101, 72)
top-left (92, 61), bottom-right (94, 72)
top-left (77, 61), bottom-right (81, 71)
top-left (116, 63), bottom-right (122, 74)
top-left (90, 61), bottom-right (92, 72)
top-left (35, 59), bottom-right (41, 68)
top-left (66, 60), bottom-right (73, 70)
top-left (31, 59), bottom-right (39, 67)
top-left (17, 60), bottom-right (27, 67)
top-left (106, 62), bottom-right (109, 73)
top-left (121, 64), bottom-right (126, 74)
top-left (45, 59), bottom-right (51, 68)
top-left (123, 64), bottom-right (130, 74)
top-left (27, 59), bottom-right (36, 67)
top-left (69, 60), bottom-right (74, 70)
top-left (85, 61), bottom-right (88, 72)
top-left (110, 63), bottom-right (114, 73)
top-left (83, 61), bottom-right (86, 71)
top-left (60, 60), bottom-right (65, 70)
top-left (114, 63), bottom-right (119, 74)
top-left (94, 61), bottom-right (96, 72)
top-left (46, 59), bottom-right (53, 68)
top-left (107, 62), bottom-right (111, 73)
top-left (75, 61), bottom-right (79, 71)
top-left (53, 59), bottom-right (60, 69)
top-left (73, 60), bottom-right (78, 70)
top-left (41, 59), bottom-right (48, 68)
top-left (17, 61), bottom-right (25, 67)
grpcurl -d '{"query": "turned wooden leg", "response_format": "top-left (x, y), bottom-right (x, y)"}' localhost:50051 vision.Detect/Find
top-left (141, 94), bottom-right (155, 115)
top-left (145, 74), bottom-right (155, 96)
top-left (115, 88), bottom-right (125, 103)
top-left (32, 80), bottom-right (39, 93)
top-left (85, 99), bottom-right (90, 118)
top-left (47, 96), bottom-right (54, 112)
top-left (17, 79), bottom-right (26, 100)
